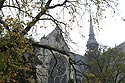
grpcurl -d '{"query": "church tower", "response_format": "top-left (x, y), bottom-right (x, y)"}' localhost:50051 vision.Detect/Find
top-left (86, 15), bottom-right (98, 51)
top-left (85, 15), bottom-right (99, 72)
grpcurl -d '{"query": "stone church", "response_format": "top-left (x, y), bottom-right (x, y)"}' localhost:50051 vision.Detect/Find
top-left (35, 27), bottom-right (71, 83)
top-left (35, 16), bottom-right (99, 83)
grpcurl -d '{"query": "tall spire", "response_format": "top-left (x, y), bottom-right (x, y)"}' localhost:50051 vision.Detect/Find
top-left (86, 15), bottom-right (98, 51)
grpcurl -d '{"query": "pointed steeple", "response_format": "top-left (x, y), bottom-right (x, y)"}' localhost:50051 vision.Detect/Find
top-left (86, 15), bottom-right (98, 51)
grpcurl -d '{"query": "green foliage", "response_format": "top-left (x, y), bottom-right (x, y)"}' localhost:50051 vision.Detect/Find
top-left (84, 48), bottom-right (125, 83)
top-left (0, 31), bottom-right (34, 82)
top-left (0, 0), bottom-right (119, 83)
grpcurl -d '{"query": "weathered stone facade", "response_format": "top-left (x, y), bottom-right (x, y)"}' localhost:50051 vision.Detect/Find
top-left (35, 27), bottom-right (71, 83)
top-left (34, 15), bottom-right (99, 83)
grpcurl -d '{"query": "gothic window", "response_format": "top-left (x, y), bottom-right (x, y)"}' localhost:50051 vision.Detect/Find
top-left (48, 54), bottom-right (67, 77)
top-left (48, 76), bottom-right (54, 83)
top-left (48, 54), bottom-right (68, 83)
top-left (61, 75), bottom-right (67, 83)
top-left (55, 77), bottom-right (60, 83)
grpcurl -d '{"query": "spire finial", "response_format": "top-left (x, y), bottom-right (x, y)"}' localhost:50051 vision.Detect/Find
top-left (86, 15), bottom-right (98, 50)
top-left (89, 15), bottom-right (95, 39)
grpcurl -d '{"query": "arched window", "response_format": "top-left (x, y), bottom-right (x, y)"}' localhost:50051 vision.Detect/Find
top-left (55, 77), bottom-right (60, 83)
top-left (61, 75), bottom-right (67, 83)
top-left (48, 76), bottom-right (54, 83)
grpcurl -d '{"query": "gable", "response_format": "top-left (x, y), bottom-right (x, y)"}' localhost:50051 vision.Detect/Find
top-left (40, 27), bottom-right (70, 51)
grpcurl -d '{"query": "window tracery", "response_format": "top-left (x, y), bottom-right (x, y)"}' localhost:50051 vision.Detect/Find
top-left (49, 54), bottom-right (67, 77)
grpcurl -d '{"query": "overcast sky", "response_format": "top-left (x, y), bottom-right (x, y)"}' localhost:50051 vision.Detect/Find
top-left (24, 0), bottom-right (125, 55)
top-left (98, 0), bottom-right (125, 46)
top-left (69, 0), bottom-right (125, 55)
top-left (2, 0), bottom-right (124, 56)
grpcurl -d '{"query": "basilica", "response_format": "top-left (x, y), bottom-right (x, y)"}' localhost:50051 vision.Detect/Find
top-left (34, 15), bottom-right (117, 83)
top-left (34, 15), bottom-right (99, 83)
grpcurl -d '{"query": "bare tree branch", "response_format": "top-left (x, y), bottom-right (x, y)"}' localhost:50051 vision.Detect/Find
top-left (48, 0), bottom-right (68, 9)
top-left (118, 76), bottom-right (125, 83)
top-left (45, 13), bottom-right (66, 25)
top-left (45, 0), bottom-right (53, 8)
top-left (20, 0), bottom-right (54, 35)
top-left (49, 50), bottom-right (57, 77)
top-left (32, 42), bottom-right (71, 57)
top-left (0, 0), bottom-right (5, 10)
top-left (21, 8), bottom-right (47, 35)
top-left (3, 5), bottom-right (34, 18)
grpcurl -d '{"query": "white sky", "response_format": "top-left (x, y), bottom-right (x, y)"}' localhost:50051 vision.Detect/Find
top-left (3, 0), bottom-right (124, 55)
top-left (35, 0), bottom-right (125, 55)
top-left (28, 0), bottom-right (125, 55)
top-left (69, 0), bottom-right (125, 55)
top-left (98, 0), bottom-right (125, 47)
